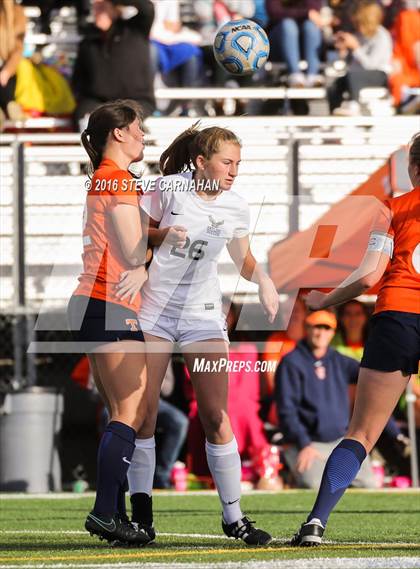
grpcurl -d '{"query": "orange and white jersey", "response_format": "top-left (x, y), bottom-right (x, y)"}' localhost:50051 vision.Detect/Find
top-left (374, 186), bottom-right (420, 315)
top-left (73, 158), bottom-right (142, 312)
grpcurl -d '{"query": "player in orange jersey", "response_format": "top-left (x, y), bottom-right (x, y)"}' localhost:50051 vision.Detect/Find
top-left (290, 132), bottom-right (420, 546)
top-left (67, 100), bottom-right (151, 546)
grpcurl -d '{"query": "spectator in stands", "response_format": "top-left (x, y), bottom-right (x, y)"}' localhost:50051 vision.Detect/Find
top-left (329, 0), bottom-right (354, 33)
top-left (223, 300), bottom-right (273, 486)
top-left (150, 0), bottom-right (204, 117)
top-left (332, 300), bottom-right (368, 361)
top-left (274, 310), bottom-right (377, 489)
top-left (0, 0), bottom-right (26, 128)
top-left (329, 0), bottom-right (403, 32)
top-left (328, 0), bottom-right (393, 115)
top-left (214, 0), bottom-right (255, 24)
top-left (261, 296), bottom-right (306, 423)
top-left (193, 1), bottom-right (258, 44)
top-left (153, 361), bottom-right (189, 489)
top-left (388, 2), bottom-right (420, 111)
top-left (253, 0), bottom-right (269, 27)
top-left (153, 399), bottom-right (188, 488)
top-left (72, 0), bottom-right (155, 128)
top-left (266, 0), bottom-right (325, 87)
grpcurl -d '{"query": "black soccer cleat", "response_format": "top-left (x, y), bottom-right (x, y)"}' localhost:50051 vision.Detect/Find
top-left (85, 511), bottom-right (151, 546)
top-left (131, 521), bottom-right (156, 542)
top-left (290, 518), bottom-right (325, 547)
top-left (222, 515), bottom-right (272, 546)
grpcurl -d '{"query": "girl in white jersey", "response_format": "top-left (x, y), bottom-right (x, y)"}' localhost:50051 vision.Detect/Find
top-left (121, 123), bottom-right (279, 545)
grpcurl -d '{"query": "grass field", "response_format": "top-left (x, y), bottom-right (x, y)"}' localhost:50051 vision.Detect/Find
top-left (0, 490), bottom-right (419, 569)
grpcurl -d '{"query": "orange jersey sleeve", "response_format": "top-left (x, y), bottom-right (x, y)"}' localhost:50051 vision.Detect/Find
top-left (374, 187), bottom-right (420, 315)
top-left (73, 159), bottom-right (143, 312)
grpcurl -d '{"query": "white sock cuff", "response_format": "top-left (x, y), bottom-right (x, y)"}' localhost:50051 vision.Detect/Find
top-left (135, 436), bottom-right (155, 450)
top-left (205, 437), bottom-right (238, 457)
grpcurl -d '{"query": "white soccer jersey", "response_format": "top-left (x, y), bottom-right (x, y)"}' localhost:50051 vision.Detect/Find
top-left (139, 172), bottom-right (250, 320)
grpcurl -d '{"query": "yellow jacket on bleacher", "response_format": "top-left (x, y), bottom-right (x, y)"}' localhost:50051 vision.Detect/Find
top-left (15, 58), bottom-right (75, 115)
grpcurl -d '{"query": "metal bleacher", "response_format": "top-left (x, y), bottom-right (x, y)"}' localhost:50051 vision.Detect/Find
top-left (0, 116), bottom-right (417, 313)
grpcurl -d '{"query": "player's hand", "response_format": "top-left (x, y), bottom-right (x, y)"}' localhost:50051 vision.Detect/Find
top-left (258, 276), bottom-right (279, 323)
top-left (296, 445), bottom-right (322, 473)
top-left (116, 265), bottom-right (148, 305)
top-left (165, 225), bottom-right (188, 247)
top-left (305, 290), bottom-right (329, 310)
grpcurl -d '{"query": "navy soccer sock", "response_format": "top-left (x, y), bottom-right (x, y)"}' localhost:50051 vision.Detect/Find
top-left (117, 477), bottom-right (129, 519)
top-left (308, 439), bottom-right (367, 527)
top-left (93, 421), bottom-right (136, 518)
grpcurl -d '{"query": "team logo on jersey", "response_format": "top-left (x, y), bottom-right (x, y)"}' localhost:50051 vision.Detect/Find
top-left (314, 361), bottom-right (326, 380)
top-left (125, 319), bottom-right (139, 332)
top-left (207, 215), bottom-right (224, 236)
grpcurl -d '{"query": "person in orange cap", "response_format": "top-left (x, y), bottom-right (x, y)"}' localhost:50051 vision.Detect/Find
top-left (305, 310), bottom-right (338, 329)
top-left (274, 309), bottom-right (377, 490)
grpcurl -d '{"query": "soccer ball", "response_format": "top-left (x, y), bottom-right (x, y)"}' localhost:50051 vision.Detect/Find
top-left (213, 19), bottom-right (270, 76)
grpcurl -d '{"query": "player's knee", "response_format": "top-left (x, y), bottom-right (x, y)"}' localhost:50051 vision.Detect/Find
top-left (202, 410), bottom-right (232, 441)
top-left (136, 415), bottom-right (157, 438)
top-left (111, 412), bottom-right (142, 431)
top-left (201, 409), bottom-right (226, 437)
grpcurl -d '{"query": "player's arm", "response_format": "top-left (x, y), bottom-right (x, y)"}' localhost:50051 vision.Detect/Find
top-left (111, 203), bottom-right (147, 266)
top-left (307, 232), bottom-right (393, 310)
top-left (140, 209), bottom-right (187, 247)
top-left (227, 236), bottom-right (279, 322)
top-left (227, 235), bottom-right (265, 283)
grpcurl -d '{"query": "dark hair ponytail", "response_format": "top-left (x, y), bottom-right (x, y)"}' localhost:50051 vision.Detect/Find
top-left (409, 131), bottom-right (420, 168)
top-left (159, 121), bottom-right (241, 176)
top-left (159, 121), bottom-right (201, 175)
top-left (81, 99), bottom-right (143, 175)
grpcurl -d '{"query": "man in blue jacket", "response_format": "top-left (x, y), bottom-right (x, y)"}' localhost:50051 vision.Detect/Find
top-left (275, 310), bottom-right (377, 489)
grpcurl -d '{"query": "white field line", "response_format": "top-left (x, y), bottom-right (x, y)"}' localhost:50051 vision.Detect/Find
top-left (0, 531), bottom-right (224, 540)
top-left (0, 557), bottom-right (420, 569)
top-left (0, 529), bottom-right (419, 548)
top-left (1, 489), bottom-right (420, 500)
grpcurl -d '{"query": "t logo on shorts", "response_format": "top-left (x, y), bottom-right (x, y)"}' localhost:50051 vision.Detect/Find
top-left (125, 319), bottom-right (139, 332)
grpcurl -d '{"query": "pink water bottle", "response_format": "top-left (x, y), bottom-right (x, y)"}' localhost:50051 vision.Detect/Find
top-left (371, 460), bottom-right (385, 488)
top-left (391, 476), bottom-right (411, 488)
top-left (171, 461), bottom-right (188, 491)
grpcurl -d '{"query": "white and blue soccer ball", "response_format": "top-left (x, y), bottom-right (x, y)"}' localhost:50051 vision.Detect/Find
top-left (213, 19), bottom-right (270, 76)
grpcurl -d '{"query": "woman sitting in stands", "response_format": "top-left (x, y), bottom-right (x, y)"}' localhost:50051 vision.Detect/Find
top-left (266, 0), bottom-right (325, 87)
top-left (328, 0), bottom-right (393, 116)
